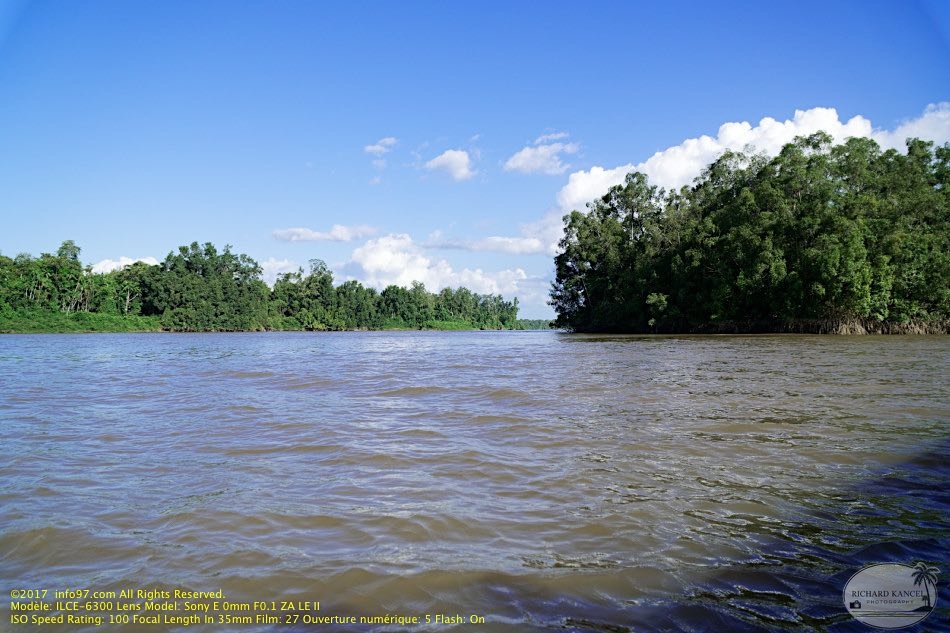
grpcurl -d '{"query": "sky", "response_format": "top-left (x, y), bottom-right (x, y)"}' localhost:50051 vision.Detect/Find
top-left (0, 0), bottom-right (948, 318)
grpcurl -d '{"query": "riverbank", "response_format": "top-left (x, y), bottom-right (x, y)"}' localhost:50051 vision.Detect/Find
top-left (0, 310), bottom-right (163, 333)
top-left (564, 317), bottom-right (949, 335)
top-left (688, 317), bottom-right (949, 335)
top-left (0, 310), bottom-right (552, 334)
top-left (5, 310), bottom-right (942, 335)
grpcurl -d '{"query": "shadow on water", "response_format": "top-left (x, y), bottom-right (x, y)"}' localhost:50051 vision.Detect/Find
top-left (269, 438), bottom-right (949, 633)
top-left (629, 436), bottom-right (950, 633)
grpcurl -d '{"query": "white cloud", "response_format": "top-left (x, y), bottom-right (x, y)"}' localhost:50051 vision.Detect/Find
top-left (505, 131), bottom-right (579, 175)
top-left (558, 164), bottom-right (637, 211)
top-left (347, 233), bottom-right (527, 295)
top-left (505, 141), bottom-right (579, 175)
top-left (259, 257), bottom-right (299, 287)
top-left (273, 224), bottom-right (378, 242)
top-left (426, 235), bottom-right (547, 255)
top-left (425, 149), bottom-right (475, 181)
top-left (507, 273), bottom-right (556, 318)
top-left (91, 256), bottom-right (158, 274)
top-left (556, 103), bottom-right (950, 212)
top-left (371, 158), bottom-right (387, 170)
top-left (424, 207), bottom-right (568, 258)
top-left (464, 236), bottom-right (547, 255)
top-left (872, 102), bottom-right (950, 150)
top-left (535, 131), bottom-right (570, 144)
top-left (369, 175), bottom-right (382, 186)
top-left (364, 136), bottom-right (397, 156)
top-left (521, 209), bottom-right (569, 256)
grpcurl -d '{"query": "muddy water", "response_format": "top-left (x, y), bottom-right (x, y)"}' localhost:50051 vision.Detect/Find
top-left (1, 332), bottom-right (947, 631)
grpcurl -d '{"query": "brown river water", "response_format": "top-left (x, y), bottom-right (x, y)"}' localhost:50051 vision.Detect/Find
top-left (1, 332), bottom-right (948, 632)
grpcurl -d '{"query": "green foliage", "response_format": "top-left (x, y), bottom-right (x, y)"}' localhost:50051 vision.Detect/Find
top-left (0, 309), bottom-right (161, 333)
top-left (423, 320), bottom-right (475, 330)
top-left (511, 319), bottom-right (554, 330)
top-left (145, 242), bottom-right (270, 331)
top-left (1, 241), bottom-right (521, 332)
top-left (551, 136), bottom-right (950, 332)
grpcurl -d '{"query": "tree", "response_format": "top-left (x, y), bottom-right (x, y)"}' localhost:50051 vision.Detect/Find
top-left (2, 241), bottom-right (524, 332)
top-left (912, 562), bottom-right (939, 608)
top-left (550, 135), bottom-right (949, 332)
top-left (147, 242), bottom-right (268, 331)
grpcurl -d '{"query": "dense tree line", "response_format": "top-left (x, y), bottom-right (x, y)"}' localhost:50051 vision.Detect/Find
top-left (0, 241), bottom-right (520, 331)
top-left (551, 134), bottom-right (949, 333)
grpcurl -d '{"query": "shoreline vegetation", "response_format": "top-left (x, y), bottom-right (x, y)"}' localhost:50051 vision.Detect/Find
top-left (0, 240), bottom-right (552, 334)
top-left (0, 310), bottom-right (555, 334)
top-left (550, 133), bottom-right (948, 334)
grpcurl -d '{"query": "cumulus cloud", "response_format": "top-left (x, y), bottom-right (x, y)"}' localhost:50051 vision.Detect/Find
top-left (556, 103), bottom-right (950, 212)
top-left (557, 165), bottom-right (638, 212)
top-left (872, 103), bottom-right (950, 151)
top-left (364, 136), bottom-right (397, 156)
top-left (273, 224), bottom-right (378, 242)
top-left (505, 132), bottom-right (579, 175)
top-left (259, 257), bottom-right (299, 286)
top-left (91, 256), bottom-right (158, 274)
top-left (505, 142), bottom-right (579, 175)
top-left (425, 149), bottom-right (475, 181)
top-left (346, 233), bottom-right (527, 295)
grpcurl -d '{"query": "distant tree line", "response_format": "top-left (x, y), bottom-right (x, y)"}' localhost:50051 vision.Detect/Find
top-left (509, 319), bottom-right (553, 330)
top-left (0, 241), bottom-right (521, 331)
top-left (551, 134), bottom-right (949, 333)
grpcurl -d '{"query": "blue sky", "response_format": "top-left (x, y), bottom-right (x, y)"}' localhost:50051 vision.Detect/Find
top-left (1, 0), bottom-right (948, 317)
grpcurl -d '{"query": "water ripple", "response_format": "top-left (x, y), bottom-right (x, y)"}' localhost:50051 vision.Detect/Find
top-left (0, 332), bottom-right (947, 631)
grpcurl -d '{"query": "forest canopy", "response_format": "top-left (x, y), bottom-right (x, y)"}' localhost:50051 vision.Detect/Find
top-left (550, 134), bottom-right (949, 333)
top-left (0, 241), bottom-right (525, 332)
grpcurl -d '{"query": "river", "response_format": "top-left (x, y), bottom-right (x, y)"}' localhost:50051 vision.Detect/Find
top-left (1, 332), bottom-right (947, 631)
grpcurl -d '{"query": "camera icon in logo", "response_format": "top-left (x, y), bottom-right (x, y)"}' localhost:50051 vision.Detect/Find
top-left (849, 600), bottom-right (862, 610)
